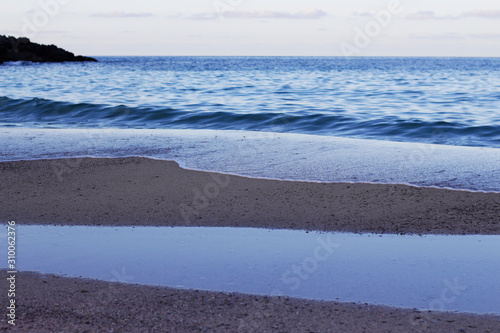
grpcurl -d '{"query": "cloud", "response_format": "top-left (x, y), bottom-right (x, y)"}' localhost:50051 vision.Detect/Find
top-left (409, 32), bottom-right (500, 40)
top-left (351, 12), bottom-right (372, 17)
top-left (461, 10), bottom-right (500, 19)
top-left (38, 30), bottom-right (67, 34)
top-left (469, 33), bottom-right (500, 39)
top-left (187, 8), bottom-right (327, 20)
top-left (406, 9), bottom-right (500, 20)
top-left (91, 12), bottom-right (154, 18)
top-left (188, 13), bottom-right (217, 20)
top-left (406, 11), bottom-right (437, 20)
top-left (165, 13), bottom-right (183, 19)
top-left (405, 11), bottom-right (456, 20)
top-left (409, 33), bottom-right (465, 40)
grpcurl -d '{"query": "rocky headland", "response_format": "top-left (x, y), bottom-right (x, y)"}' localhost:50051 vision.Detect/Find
top-left (0, 35), bottom-right (97, 64)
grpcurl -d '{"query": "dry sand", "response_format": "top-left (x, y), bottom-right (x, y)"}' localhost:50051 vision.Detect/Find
top-left (1, 157), bottom-right (500, 332)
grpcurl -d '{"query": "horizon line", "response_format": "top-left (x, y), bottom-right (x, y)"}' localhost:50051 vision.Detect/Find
top-left (87, 55), bottom-right (500, 58)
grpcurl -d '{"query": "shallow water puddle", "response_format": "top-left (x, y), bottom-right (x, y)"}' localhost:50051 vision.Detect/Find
top-left (2, 226), bottom-right (500, 314)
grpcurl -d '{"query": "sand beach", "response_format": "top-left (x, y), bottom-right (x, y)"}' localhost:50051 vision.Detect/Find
top-left (1, 157), bottom-right (499, 332)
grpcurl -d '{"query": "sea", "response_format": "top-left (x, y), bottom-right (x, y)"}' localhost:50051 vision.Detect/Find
top-left (1, 57), bottom-right (500, 191)
top-left (1, 56), bottom-right (500, 148)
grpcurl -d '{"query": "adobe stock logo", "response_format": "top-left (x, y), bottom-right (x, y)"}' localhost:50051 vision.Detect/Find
top-left (340, 0), bottom-right (404, 56)
top-left (21, 0), bottom-right (71, 39)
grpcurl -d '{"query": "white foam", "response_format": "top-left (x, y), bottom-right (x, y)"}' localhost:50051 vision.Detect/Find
top-left (1, 128), bottom-right (500, 192)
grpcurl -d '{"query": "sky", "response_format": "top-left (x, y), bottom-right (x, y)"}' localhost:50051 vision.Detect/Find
top-left (1, 0), bottom-right (499, 56)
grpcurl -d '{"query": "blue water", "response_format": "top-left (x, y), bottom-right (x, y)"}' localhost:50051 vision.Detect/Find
top-left (6, 225), bottom-right (500, 314)
top-left (1, 57), bottom-right (500, 147)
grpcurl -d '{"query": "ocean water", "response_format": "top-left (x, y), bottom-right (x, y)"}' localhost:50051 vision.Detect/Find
top-left (1, 56), bottom-right (500, 148)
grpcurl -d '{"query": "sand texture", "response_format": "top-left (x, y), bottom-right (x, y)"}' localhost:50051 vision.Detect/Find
top-left (1, 157), bottom-right (499, 234)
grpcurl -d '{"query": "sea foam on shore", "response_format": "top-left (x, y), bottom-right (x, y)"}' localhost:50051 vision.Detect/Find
top-left (2, 128), bottom-right (500, 192)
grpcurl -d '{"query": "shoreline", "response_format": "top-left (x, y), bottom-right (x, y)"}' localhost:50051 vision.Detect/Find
top-left (3, 128), bottom-right (500, 192)
top-left (4, 154), bottom-right (500, 195)
top-left (6, 155), bottom-right (500, 195)
top-left (1, 157), bottom-right (500, 235)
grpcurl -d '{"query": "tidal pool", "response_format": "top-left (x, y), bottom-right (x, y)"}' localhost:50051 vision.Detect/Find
top-left (3, 225), bottom-right (500, 314)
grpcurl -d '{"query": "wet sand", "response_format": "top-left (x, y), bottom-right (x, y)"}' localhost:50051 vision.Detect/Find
top-left (1, 157), bottom-right (500, 234)
top-left (1, 157), bottom-right (500, 332)
top-left (1, 270), bottom-right (499, 332)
